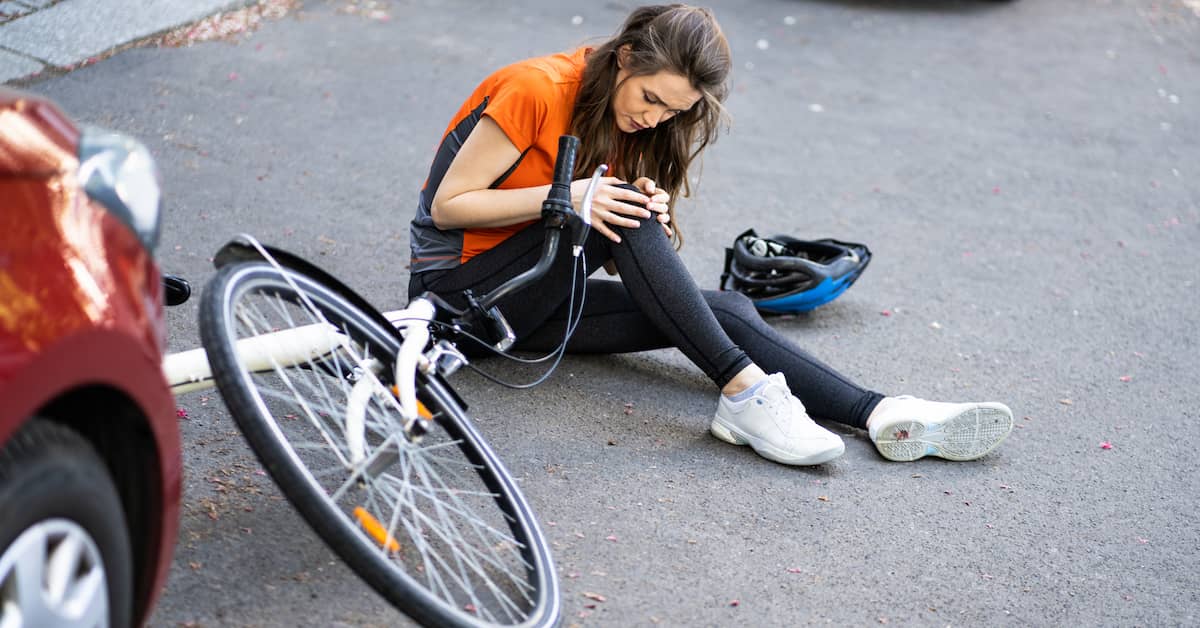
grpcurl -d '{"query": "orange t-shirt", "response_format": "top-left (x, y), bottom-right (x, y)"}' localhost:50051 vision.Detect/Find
top-left (409, 47), bottom-right (591, 273)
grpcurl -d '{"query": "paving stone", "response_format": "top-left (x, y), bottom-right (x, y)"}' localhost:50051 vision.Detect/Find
top-left (0, 48), bottom-right (42, 83)
top-left (0, 0), bottom-right (247, 67)
top-left (0, 1), bottom-right (33, 22)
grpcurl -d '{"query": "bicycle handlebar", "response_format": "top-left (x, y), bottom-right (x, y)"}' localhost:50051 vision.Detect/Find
top-left (420, 135), bottom-right (605, 351)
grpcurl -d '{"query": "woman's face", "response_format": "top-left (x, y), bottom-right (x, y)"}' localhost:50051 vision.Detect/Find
top-left (612, 66), bottom-right (702, 134)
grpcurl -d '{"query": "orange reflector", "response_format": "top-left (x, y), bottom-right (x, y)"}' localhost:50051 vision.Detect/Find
top-left (353, 507), bottom-right (400, 553)
top-left (389, 386), bottom-right (434, 420)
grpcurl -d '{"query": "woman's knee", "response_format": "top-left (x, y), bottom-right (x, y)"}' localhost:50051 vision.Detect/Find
top-left (610, 183), bottom-right (667, 247)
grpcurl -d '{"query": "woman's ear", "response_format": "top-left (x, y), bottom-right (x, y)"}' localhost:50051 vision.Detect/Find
top-left (616, 44), bottom-right (632, 69)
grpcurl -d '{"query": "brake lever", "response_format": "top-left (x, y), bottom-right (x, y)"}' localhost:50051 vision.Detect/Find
top-left (572, 164), bottom-right (607, 256)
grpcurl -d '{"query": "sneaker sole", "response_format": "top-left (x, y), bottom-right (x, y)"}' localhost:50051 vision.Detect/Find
top-left (872, 404), bottom-right (1013, 462)
top-left (710, 417), bottom-right (844, 466)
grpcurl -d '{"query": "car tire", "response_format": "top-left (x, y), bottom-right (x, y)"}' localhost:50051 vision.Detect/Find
top-left (0, 418), bottom-right (133, 628)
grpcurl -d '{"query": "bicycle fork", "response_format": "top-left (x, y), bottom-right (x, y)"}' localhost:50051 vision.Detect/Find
top-left (346, 298), bottom-right (460, 467)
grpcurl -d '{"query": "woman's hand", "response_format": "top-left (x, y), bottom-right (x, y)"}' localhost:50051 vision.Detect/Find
top-left (571, 176), bottom-right (674, 243)
top-left (571, 177), bottom-right (653, 243)
top-left (633, 177), bottom-right (673, 239)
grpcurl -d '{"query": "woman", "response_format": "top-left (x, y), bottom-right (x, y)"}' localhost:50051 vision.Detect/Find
top-left (408, 4), bottom-right (1013, 465)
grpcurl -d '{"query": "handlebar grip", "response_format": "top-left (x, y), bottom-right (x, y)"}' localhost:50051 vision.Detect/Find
top-left (543, 135), bottom-right (579, 213)
top-left (552, 135), bottom-right (579, 188)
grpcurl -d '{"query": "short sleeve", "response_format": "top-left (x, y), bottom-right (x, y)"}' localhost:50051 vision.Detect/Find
top-left (481, 65), bottom-right (552, 151)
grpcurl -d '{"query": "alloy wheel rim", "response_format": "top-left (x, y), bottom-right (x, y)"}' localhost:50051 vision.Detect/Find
top-left (0, 518), bottom-right (110, 628)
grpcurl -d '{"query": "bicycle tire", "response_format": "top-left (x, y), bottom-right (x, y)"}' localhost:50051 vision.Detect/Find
top-left (198, 261), bottom-right (559, 628)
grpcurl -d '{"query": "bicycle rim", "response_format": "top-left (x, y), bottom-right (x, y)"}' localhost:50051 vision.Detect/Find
top-left (198, 262), bottom-right (559, 627)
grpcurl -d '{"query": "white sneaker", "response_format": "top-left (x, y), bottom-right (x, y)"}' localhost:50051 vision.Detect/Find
top-left (710, 373), bottom-right (845, 465)
top-left (868, 396), bottom-right (1013, 462)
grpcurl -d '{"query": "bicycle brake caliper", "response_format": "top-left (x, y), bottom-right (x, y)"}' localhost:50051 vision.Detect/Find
top-left (423, 339), bottom-right (468, 377)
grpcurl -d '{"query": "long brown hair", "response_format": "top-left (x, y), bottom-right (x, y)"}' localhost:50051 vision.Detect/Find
top-left (571, 4), bottom-right (732, 248)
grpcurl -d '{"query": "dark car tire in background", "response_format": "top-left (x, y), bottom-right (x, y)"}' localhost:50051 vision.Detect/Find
top-left (0, 419), bottom-right (133, 628)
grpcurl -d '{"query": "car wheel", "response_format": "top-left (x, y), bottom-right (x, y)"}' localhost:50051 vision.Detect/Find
top-left (0, 419), bottom-right (133, 628)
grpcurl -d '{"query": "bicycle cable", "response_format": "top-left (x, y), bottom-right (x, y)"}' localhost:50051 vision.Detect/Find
top-left (453, 250), bottom-right (589, 389)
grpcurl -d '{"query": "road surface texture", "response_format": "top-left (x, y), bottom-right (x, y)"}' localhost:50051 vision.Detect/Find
top-left (16, 0), bottom-right (1199, 625)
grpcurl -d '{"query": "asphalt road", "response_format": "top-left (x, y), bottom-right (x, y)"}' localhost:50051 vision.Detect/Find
top-left (22, 0), bottom-right (1200, 625)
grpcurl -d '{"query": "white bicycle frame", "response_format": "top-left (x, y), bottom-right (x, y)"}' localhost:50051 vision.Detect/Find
top-left (163, 291), bottom-right (436, 465)
top-left (162, 304), bottom-right (423, 397)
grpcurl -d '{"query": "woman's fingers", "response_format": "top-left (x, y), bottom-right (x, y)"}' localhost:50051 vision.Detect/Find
top-left (593, 220), bottom-right (622, 243)
top-left (590, 204), bottom-right (645, 243)
top-left (656, 210), bottom-right (673, 238)
top-left (601, 187), bottom-right (651, 219)
top-left (633, 178), bottom-right (669, 215)
top-left (577, 177), bottom-right (638, 209)
top-left (608, 184), bottom-right (651, 208)
top-left (632, 176), bottom-right (657, 195)
top-left (601, 206), bottom-right (644, 229)
top-left (587, 181), bottom-right (671, 242)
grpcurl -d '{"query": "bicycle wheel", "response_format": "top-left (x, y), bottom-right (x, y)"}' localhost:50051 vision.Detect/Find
top-left (198, 261), bottom-right (559, 628)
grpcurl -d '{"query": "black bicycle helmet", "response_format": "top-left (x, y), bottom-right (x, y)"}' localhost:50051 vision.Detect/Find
top-left (719, 229), bottom-right (872, 313)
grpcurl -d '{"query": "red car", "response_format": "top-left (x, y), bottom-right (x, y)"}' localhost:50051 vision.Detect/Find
top-left (0, 87), bottom-right (181, 627)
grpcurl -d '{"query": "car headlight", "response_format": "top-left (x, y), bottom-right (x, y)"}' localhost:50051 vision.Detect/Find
top-left (78, 126), bottom-right (162, 252)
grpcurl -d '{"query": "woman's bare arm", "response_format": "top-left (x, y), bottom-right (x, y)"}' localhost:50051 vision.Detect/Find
top-left (432, 114), bottom-right (657, 240)
top-left (430, 116), bottom-right (550, 229)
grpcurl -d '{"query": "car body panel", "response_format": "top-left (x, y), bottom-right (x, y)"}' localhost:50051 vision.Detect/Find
top-left (0, 92), bottom-right (78, 176)
top-left (0, 87), bottom-right (180, 625)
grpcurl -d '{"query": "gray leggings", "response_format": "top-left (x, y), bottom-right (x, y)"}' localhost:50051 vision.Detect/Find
top-left (409, 211), bottom-right (883, 429)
